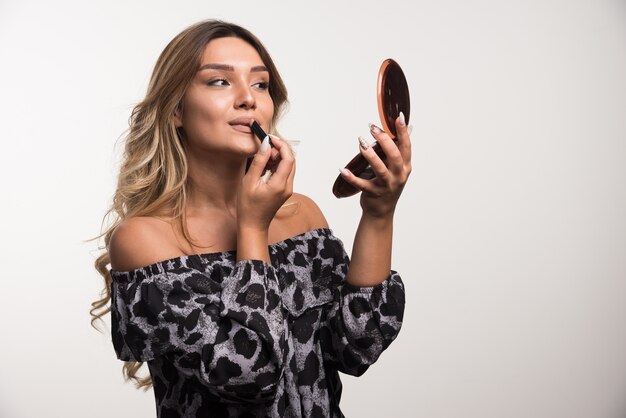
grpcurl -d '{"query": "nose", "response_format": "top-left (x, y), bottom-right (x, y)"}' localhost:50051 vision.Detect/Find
top-left (234, 83), bottom-right (256, 110)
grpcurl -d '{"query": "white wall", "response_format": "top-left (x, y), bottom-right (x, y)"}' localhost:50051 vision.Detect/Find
top-left (1, 0), bottom-right (625, 417)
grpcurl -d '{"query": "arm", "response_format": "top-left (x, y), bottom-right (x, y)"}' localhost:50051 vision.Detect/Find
top-left (321, 268), bottom-right (405, 376)
top-left (339, 114), bottom-right (412, 287)
top-left (236, 135), bottom-right (295, 264)
top-left (295, 226), bottom-right (405, 377)
top-left (110, 260), bottom-right (287, 403)
top-left (109, 221), bottom-right (287, 403)
top-left (318, 115), bottom-right (412, 373)
top-left (345, 213), bottom-right (393, 287)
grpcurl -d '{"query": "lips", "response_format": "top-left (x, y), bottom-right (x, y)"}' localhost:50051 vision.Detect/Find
top-left (230, 124), bottom-right (252, 133)
top-left (228, 117), bottom-right (256, 134)
top-left (228, 117), bottom-right (256, 126)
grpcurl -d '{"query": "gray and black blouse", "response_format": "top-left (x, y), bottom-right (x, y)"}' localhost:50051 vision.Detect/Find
top-left (110, 227), bottom-right (405, 417)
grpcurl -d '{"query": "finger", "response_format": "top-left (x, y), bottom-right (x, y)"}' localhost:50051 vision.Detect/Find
top-left (338, 167), bottom-right (377, 194)
top-left (358, 136), bottom-right (391, 182)
top-left (368, 123), bottom-right (404, 175)
top-left (268, 135), bottom-right (295, 181)
top-left (246, 136), bottom-right (273, 179)
top-left (268, 135), bottom-right (288, 162)
top-left (394, 112), bottom-right (412, 163)
top-left (284, 156), bottom-right (296, 194)
top-left (270, 134), bottom-right (295, 191)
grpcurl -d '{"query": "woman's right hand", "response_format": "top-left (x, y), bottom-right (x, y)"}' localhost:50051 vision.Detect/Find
top-left (237, 135), bottom-right (296, 232)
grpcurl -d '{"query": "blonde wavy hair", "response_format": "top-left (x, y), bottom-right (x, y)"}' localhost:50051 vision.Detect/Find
top-left (90, 20), bottom-right (290, 391)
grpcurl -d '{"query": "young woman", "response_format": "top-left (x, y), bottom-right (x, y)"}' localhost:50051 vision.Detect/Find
top-left (92, 19), bottom-right (411, 418)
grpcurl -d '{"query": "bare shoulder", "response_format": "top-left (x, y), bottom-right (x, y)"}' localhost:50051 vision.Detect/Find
top-left (289, 192), bottom-right (329, 231)
top-left (269, 192), bottom-right (329, 244)
top-left (109, 216), bottom-right (180, 272)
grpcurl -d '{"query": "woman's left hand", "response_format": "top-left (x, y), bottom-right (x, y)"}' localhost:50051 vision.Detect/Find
top-left (339, 113), bottom-right (412, 219)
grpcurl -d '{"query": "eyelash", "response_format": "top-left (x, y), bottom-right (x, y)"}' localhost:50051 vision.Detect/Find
top-left (207, 79), bottom-right (269, 90)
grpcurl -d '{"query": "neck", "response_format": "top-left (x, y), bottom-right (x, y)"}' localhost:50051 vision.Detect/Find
top-left (184, 151), bottom-right (249, 218)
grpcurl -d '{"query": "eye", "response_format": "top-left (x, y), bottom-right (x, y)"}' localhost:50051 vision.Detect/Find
top-left (207, 78), bottom-right (229, 86)
top-left (253, 81), bottom-right (270, 90)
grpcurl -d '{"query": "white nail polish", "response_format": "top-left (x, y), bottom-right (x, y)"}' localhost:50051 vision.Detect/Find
top-left (260, 136), bottom-right (270, 154)
top-left (261, 169), bottom-right (272, 183)
top-left (358, 136), bottom-right (370, 150)
top-left (399, 111), bottom-right (406, 126)
top-left (338, 168), bottom-right (350, 176)
top-left (369, 123), bottom-right (382, 135)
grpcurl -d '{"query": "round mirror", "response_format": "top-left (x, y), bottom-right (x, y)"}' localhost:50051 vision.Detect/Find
top-left (378, 59), bottom-right (410, 139)
top-left (332, 59), bottom-right (411, 198)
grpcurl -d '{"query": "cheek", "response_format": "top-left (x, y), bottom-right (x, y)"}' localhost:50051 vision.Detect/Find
top-left (261, 95), bottom-right (275, 123)
top-left (182, 94), bottom-right (227, 131)
top-left (185, 96), bottom-right (216, 120)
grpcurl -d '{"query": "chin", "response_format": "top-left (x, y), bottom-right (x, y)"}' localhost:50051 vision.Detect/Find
top-left (231, 136), bottom-right (259, 154)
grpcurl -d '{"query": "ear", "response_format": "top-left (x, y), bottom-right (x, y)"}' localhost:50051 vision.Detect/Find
top-left (173, 104), bottom-right (183, 128)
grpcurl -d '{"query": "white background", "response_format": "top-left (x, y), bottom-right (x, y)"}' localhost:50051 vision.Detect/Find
top-left (1, 0), bottom-right (625, 417)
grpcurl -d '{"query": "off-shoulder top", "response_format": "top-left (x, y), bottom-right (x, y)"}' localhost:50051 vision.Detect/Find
top-left (109, 228), bottom-right (405, 418)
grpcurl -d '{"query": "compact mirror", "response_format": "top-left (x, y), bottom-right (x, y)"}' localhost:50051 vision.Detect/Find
top-left (332, 58), bottom-right (410, 198)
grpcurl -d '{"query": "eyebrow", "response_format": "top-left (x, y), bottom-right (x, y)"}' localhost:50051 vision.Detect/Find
top-left (198, 63), bottom-right (269, 73)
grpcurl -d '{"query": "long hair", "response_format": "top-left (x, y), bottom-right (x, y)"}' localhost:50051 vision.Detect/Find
top-left (89, 19), bottom-right (289, 390)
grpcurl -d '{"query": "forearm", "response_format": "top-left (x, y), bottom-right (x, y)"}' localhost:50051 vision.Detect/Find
top-left (345, 213), bottom-right (393, 287)
top-left (236, 226), bottom-right (270, 263)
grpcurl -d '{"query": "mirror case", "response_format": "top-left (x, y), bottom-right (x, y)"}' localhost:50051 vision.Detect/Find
top-left (332, 59), bottom-right (410, 198)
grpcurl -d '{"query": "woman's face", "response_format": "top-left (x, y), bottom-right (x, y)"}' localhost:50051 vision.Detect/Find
top-left (174, 37), bottom-right (274, 158)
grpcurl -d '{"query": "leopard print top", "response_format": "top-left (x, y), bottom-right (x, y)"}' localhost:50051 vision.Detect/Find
top-left (110, 228), bottom-right (405, 417)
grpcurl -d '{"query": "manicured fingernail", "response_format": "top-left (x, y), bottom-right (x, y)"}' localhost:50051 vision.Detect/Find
top-left (260, 136), bottom-right (270, 154)
top-left (407, 125), bottom-right (413, 135)
top-left (268, 134), bottom-right (281, 141)
top-left (369, 123), bottom-right (382, 135)
top-left (399, 111), bottom-right (406, 126)
top-left (261, 169), bottom-right (272, 183)
top-left (358, 136), bottom-right (370, 150)
top-left (338, 168), bottom-right (350, 177)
